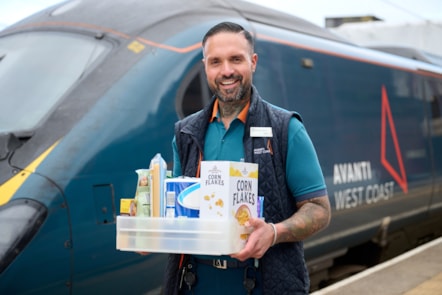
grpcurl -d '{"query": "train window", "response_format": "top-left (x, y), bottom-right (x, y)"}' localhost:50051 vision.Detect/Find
top-left (176, 62), bottom-right (211, 119)
top-left (428, 81), bottom-right (442, 120)
top-left (428, 80), bottom-right (442, 137)
top-left (432, 95), bottom-right (441, 119)
top-left (0, 32), bottom-right (110, 135)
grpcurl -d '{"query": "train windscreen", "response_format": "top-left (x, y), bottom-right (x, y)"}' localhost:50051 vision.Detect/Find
top-left (0, 32), bottom-right (110, 135)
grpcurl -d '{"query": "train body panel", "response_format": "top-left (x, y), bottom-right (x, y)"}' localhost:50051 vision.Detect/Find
top-left (250, 20), bottom-right (442, 263)
top-left (0, 0), bottom-right (441, 293)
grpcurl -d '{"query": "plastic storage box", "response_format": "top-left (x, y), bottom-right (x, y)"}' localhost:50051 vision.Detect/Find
top-left (116, 216), bottom-right (246, 255)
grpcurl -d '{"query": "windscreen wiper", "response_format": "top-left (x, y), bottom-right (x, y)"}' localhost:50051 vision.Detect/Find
top-left (0, 133), bottom-right (23, 161)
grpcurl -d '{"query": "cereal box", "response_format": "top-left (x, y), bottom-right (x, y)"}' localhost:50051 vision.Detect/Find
top-left (199, 161), bottom-right (258, 249)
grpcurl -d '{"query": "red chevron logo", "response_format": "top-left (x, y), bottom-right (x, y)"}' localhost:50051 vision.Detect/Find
top-left (380, 85), bottom-right (408, 193)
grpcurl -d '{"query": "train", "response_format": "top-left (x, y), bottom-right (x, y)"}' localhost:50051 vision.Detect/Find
top-left (0, 0), bottom-right (441, 293)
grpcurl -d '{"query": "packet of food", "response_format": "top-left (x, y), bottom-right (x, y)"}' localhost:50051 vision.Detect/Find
top-left (135, 169), bottom-right (151, 217)
top-left (200, 161), bottom-right (258, 249)
top-left (149, 153), bottom-right (167, 217)
top-left (120, 198), bottom-right (134, 216)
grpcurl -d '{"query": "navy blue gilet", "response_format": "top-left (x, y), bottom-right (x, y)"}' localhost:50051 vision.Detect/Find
top-left (163, 86), bottom-right (309, 294)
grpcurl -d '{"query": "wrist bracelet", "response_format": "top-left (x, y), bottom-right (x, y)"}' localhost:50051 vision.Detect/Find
top-left (269, 223), bottom-right (277, 246)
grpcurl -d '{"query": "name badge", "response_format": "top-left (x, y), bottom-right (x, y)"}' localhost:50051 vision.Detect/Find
top-left (250, 127), bottom-right (273, 137)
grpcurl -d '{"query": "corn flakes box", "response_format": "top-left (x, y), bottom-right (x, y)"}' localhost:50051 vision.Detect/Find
top-left (199, 161), bottom-right (258, 249)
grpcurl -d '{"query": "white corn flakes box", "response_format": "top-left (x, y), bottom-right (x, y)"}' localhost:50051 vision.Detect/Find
top-left (200, 161), bottom-right (258, 249)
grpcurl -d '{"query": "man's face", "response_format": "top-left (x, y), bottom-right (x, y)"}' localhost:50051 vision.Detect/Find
top-left (203, 32), bottom-right (257, 103)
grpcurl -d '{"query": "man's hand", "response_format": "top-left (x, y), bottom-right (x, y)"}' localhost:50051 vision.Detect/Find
top-left (230, 217), bottom-right (275, 261)
top-left (230, 195), bottom-right (331, 261)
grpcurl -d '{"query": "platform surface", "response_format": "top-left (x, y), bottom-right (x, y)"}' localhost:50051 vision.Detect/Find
top-left (311, 237), bottom-right (442, 295)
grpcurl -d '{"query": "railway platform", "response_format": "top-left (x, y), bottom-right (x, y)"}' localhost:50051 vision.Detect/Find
top-left (311, 237), bottom-right (442, 295)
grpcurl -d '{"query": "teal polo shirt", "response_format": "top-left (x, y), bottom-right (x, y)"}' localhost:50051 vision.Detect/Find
top-left (172, 100), bottom-right (326, 200)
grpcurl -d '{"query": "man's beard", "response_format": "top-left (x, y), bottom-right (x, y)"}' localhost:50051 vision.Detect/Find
top-left (213, 75), bottom-right (249, 103)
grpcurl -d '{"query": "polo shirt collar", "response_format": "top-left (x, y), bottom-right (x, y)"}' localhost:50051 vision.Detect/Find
top-left (210, 99), bottom-right (250, 124)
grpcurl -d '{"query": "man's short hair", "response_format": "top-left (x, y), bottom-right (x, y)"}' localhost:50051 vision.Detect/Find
top-left (202, 21), bottom-right (254, 53)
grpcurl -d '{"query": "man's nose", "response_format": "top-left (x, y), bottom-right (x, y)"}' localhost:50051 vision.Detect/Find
top-left (220, 61), bottom-right (234, 75)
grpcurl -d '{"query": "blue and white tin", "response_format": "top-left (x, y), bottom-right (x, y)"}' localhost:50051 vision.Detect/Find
top-left (165, 178), bottom-right (200, 218)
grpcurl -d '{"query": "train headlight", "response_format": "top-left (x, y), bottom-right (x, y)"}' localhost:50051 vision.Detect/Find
top-left (0, 199), bottom-right (47, 273)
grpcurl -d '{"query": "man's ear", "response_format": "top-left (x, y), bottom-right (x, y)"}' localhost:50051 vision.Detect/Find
top-left (251, 53), bottom-right (258, 72)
